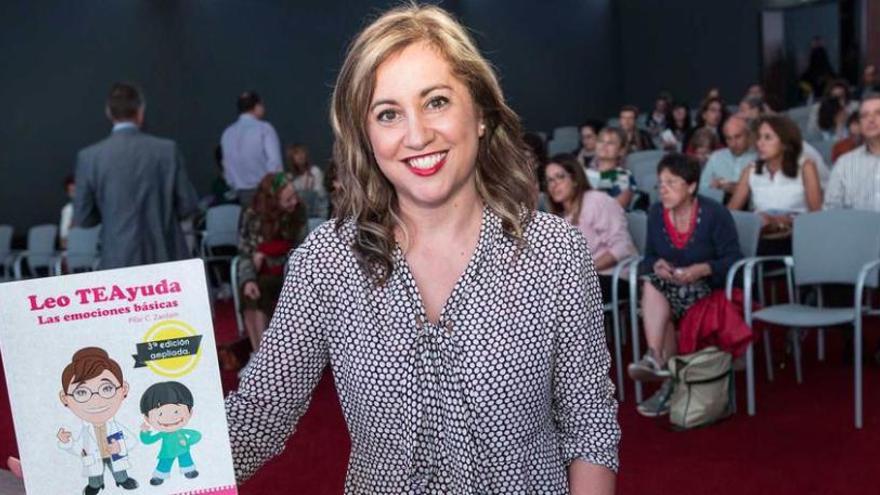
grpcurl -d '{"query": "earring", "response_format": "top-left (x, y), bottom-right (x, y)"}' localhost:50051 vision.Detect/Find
top-left (479, 123), bottom-right (486, 135)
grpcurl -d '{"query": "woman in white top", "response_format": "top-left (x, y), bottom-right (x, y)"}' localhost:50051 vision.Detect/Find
top-left (727, 114), bottom-right (822, 253)
top-left (285, 143), bottom-right (328, 218)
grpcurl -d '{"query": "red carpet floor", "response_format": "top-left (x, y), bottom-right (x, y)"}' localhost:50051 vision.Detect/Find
top-left (3, 301), bottom-right (880, 494)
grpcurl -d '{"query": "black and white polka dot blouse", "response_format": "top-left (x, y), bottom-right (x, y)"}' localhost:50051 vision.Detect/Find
top-left (225, 208), bottom-right (620, 494)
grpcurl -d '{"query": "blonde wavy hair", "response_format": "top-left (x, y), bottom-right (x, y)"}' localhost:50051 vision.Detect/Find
top-left (331, 3), bottom-right (536, 284)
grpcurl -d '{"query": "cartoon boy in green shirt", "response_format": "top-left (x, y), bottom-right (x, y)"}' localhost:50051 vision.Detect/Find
top-left (139, 381), bottom-right (202, 486)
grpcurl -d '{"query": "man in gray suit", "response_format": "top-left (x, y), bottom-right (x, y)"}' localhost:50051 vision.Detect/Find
top-left (74, 83), bottom-right (199, 269)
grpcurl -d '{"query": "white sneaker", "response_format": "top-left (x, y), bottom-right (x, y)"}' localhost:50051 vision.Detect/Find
top-left (628, 352), bottom-right (672, 382)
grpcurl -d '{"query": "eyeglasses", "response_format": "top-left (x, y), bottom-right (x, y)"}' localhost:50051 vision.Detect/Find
top-left (67, 383), bottom-right (122, 403)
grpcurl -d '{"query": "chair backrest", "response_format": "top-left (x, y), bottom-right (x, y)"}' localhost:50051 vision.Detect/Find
top-left (626, 150), bottom-right (665, 184)
top-left (204, 204), bottom-right (242, 250)
top-left (699, 187), bottom-right (725, 204)
top-left (626, 210), bottom-right (648, 254)
top-left (0, 224), bottom-right (12, 259)
top-left (729, 211), bottom-right (761, 258)
top-left (786, 105), bottom-right (812, 131)
top-left (635, 172), bottom-right (659, 206)
top-left (792, 210), bottom-right (880, 287)
top-left (66, 226), bottom-right (101, 270)
top-left (808, 139), bottom-right (834, 167)
top-left (552, 126), bottom-right (579, 143)
top-left (547, 138), bottom-right (576, 157)
top-left (27, 224), bottom-right (58, 268)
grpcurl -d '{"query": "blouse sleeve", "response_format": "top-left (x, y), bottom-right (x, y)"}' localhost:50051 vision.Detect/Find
top-left (598, 196), bottom-right (636, 262)
top-left (225, 239), bottom-right (332, 481)
top-left (552, 227), bottom-right (620, 472)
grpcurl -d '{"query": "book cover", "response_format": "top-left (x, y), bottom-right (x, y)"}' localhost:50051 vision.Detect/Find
top-left (0, 259), bottom-right (237, 495)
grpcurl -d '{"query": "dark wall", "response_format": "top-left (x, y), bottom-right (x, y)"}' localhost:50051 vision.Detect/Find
top-left (459, 0), bottom-right (620, 131)
top-left (0, 0), bottom-right (617, 234)
top-left (617, 0), bottom-right (764, 110)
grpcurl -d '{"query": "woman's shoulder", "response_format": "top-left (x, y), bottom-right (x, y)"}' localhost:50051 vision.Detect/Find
top-left (289, 218), bottom-right (358, 271)
top-left (526, 211), bottom-right (582, 244)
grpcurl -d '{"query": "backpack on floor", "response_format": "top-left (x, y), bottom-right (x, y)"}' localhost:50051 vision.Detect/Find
top-left (667, 346), bottom-right (733, 429)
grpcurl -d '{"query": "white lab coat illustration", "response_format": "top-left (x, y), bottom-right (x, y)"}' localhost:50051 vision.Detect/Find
top-left (57, 419), bottom-right (137, 478)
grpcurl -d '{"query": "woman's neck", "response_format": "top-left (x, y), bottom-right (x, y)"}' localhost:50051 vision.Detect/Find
top-left (596, 158), bottom-right (618, 171)
top-left (397, 185), bottom-right (484, 250)
top-left (671, 197), bottom-right (695, 220)
top-left (766, 155), bottom-right (783, 172)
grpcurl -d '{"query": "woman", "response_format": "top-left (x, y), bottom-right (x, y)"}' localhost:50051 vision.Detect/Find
top-left (663, 102), bottom-right (692, 151)
top-left (573, 119), bottom-right (603, 169)
top-left (225, 4), bottom-right (618, 493)
top-left (285, 143), bottom-right (328, 218)
top-left (683, 96), bottom-right (727, 151)
top-left (727, 115), bottom-right (822, 254)
top-left (687, 127), bottom-right (720, 168)
top-left (587, 127), bottom-right (636, 209)
top-left (628, 153), bottom-right (742, 417)
top-left (237, 172), bottom-right (307, 352)
top-left (817, 96), bottom-right (848, 142)
top-left (546, 154), bottom-right (636, 302)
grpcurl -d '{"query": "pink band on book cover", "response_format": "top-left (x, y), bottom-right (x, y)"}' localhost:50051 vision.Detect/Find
top-left (174, 486), bottom-right (238, 495)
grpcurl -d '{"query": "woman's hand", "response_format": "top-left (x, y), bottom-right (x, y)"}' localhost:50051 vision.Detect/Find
top-left (7, 456), bottom-right (22, 479)
top-left (243, 281), bottom-right (261, 300)
top-left (253, 252), bottom-right (266, 272)
top-left (653, 259), bottom-right (675, 280)
top-left (672, 263), bottom-right (711, 284)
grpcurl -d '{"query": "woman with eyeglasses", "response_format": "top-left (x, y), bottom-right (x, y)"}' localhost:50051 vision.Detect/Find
top-left (545, 153), bottom-right (636, 302)
top-left (628, 153), bottom-right (742, 417)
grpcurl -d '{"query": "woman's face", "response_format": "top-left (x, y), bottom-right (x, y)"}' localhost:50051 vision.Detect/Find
top-left (703, 101), bottom-right (722, 127)
top-left (580, 126), bottom-right (597, 152)
top-left (658, 168), bottom-right (695, 209)
top-left (277, 183), bottom-right (299, 212)
top-left (756, 123), bottom-right (783, 161)
top-left (693, 145), bottom-right (712, 165)
top-left (366, 41), bottom-right (483, 210)
top-left (545, 163), bottom-right (576, 207)
top-left (672, 107), bottom-right (687, 124)
top-left (595, 132), bottom-right (623, 163)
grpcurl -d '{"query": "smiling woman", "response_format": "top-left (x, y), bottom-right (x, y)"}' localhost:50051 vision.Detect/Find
top-left (223, 4), bottom-right (619, 494)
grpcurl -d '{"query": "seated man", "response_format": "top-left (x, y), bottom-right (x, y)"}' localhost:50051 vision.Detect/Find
top-left (699, 116), bottom-right (756, 200)
top-left (825, 93), bottom-right (880, 212)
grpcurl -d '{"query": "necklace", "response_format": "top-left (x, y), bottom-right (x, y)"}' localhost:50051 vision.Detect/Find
top-left (664, 199), bottom-right (699, 249)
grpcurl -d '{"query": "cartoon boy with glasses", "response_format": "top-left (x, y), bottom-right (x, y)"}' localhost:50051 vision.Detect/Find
top-left (57, 347), bottom-right (139, 494)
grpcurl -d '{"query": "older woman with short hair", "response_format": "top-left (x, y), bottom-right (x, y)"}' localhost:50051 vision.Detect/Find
top-left (629, 153), bottom-right (742, 417)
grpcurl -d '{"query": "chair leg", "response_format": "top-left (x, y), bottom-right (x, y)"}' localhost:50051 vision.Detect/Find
top-left (763, 329), bottom-right (775, 382)
top-left (817, 329), bottom-right (826, 362)
top-left (757, 264), bottom-right (766, 306)
top-left (791, 329), bottom-right (803, 384)
top-left (612, 305), bottom-right (625, 403)
top-left (855, 321), bottom-right (863, 428)
top-left (746, 342), bottom-right (756, 416)
top-left (630, 297), bottom-right (643, 404)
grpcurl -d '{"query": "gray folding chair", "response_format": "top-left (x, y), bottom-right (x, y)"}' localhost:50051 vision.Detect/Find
top-left (200, 204), bottom-right (241, 259)
top-left (606, 210), bottom-right (647, 402)
top-left (808, 139), bottom-right (834, 167)
top-left (13, 224), bottom-right (58, 279)
top-left (53, 226), bottom-right (101, 275)
top-left (741, 210), bottom-right (880, 428)
top-left (700, 187), bottom-right (725, 204)
top-left (626, 150), bottom-right (665, 183)
top-left (0, 225), bottom-right (13, 280)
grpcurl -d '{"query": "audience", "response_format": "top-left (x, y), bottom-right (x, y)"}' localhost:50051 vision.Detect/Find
top-left (687, 127), bottom-right (720, 167)
top-left (237, 172), bottom-right (308, 354)
top-left (664, 102), bottom-right (692, 151)
top-left (573, 119), bottom-right (603, 169)
top-left (74, 82), bottom-right (198, 269)
top-left (825, 94), bottom-right (880, 211)
top-left (220, 91), bottom-right (283, 207)
top-left (545, 154), bottom-right (636, 302)
top-left (807, 79), bottom-right (859, 136)
top-left (629, 153), bottom-right (742, 417)
top-left (817, 96), bottom-right (849, 141)
top-left (285, 143), bottom-right (328, 219)
top-left (727, 115), bottom-right (822, 254)
top-left (700, 116), bottom-right (756, 196)
top-left (859, 64), bottom-right (879, 100)
top-left (738, 96), bottom-right (765, 124)
top-left (619, 105), bottom-right (655, 152)
top-left (523, 131), bottom-right (548, 193)
top-left (644, 93), bottom-right (672, 143)
top-left (587, 127), bottom-right (637, 209)
top-left (684, 96), bottom-right (727, 151)
top-left (831, 111), bottom-right (863, 164)
top-left (59, 175), bottom-right (75, 249)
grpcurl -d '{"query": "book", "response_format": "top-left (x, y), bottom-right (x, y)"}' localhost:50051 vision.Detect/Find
top-left (0, 259), bottom-right (237, 495)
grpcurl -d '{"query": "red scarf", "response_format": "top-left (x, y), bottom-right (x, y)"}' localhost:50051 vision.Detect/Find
top-left (663, 200), bottom-right (699, 249)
